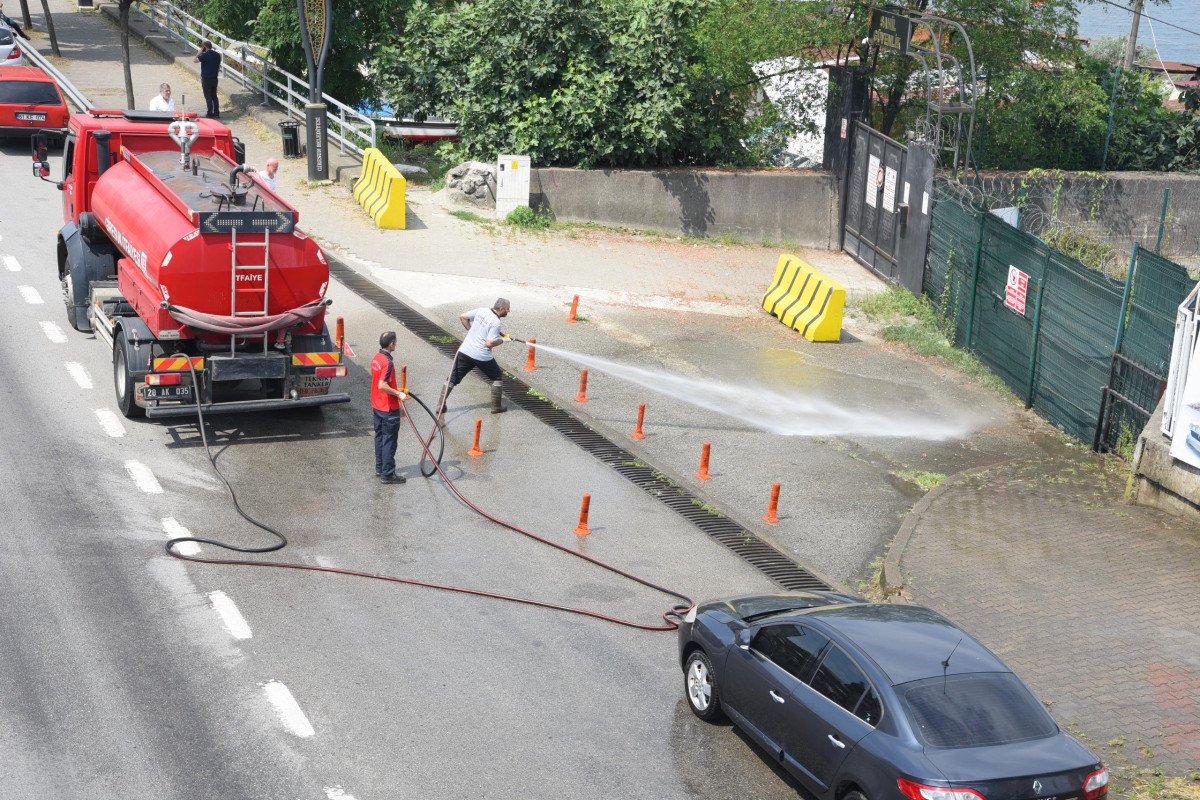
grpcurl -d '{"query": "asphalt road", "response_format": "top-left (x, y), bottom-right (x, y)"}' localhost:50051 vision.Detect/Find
top-left (0, 140), bottom-right (815, 798)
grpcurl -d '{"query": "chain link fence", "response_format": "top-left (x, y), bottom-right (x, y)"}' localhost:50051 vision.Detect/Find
top-left (925, 178), bottom-right (1196, 452)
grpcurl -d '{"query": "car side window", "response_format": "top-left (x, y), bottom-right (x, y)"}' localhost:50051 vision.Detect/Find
top-left (809, 644), bottom-right (870, 715)
top-left (63, 136), bottom-right (75, 180)
top-left (751, 624), bottom-right (830, 684)
top-left (854, 687), bottom-right (882, 726)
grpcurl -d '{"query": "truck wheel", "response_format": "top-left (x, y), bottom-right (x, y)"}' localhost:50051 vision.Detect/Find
top-left (63, 272), bottom-right (89, 332)
top-left (78, 212), bottom-right (103, 245)
top-left (114, 330), bottom-right (145, 419)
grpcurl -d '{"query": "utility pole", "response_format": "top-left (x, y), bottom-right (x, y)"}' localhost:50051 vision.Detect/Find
top-left (1122, 0), bottom-right (1144, 70)
top-left (297, 0), bottom-right (332, 182)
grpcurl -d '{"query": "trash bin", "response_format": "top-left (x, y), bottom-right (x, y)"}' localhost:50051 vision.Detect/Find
top-left (232, 136), bottom-right (246, 166)
top-left (278, 120), bottom-right (301, 159)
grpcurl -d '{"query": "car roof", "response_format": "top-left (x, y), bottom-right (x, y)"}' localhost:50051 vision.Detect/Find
top-left (0, 66), bottom-right (54, 82)
top-left (800, 603), bottom-right (1011, 685)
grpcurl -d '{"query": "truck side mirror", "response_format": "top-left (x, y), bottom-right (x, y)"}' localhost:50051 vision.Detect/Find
top-left (30, 132), bottom-right (48, 163)
top-left (33, 161), bottom-right (49, 178)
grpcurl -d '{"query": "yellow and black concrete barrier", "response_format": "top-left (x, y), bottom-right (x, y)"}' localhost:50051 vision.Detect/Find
top-left (353, 148), bottom-right (407, 229)
top-left (761, 254), bottom-right (845, 342)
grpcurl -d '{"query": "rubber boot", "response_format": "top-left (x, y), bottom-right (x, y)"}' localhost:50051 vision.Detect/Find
top-left (436, 382), bottom-right (453, 426)
top-left (490, 381), bottom-right (507, 414)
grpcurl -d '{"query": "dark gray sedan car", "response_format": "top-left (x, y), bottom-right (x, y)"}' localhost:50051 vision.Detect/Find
top-left (678, 593), bottom-right (1108, 800)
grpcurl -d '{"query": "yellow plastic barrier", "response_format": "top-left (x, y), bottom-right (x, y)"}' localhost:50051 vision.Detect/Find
top-left (353, 148), bottom-right (407, 229)
top-left (761, 254), bottom-right (845, 342)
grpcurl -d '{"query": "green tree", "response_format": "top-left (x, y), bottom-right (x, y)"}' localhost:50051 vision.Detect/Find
top-left (373, 0), bottom-right (746, 167)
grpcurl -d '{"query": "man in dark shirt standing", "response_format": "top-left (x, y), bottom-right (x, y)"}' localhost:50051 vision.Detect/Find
top-left (193, 40), bottom-right (221, 119)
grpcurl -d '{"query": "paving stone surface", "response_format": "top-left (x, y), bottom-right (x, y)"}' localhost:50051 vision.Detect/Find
top-left (901, 456), bottom-right (1200, 783)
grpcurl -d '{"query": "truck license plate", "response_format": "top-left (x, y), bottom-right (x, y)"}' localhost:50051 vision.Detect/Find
top-left (143, 385), bottom-right (193, 400)
top-left (16, 112), bottom-right (46, 121)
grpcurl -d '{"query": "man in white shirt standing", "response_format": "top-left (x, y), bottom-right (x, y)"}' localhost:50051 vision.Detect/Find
top-left (247, 158), bottom-right (279, 191)
top-left (148, 83), bottom-right (175, 112)
top-left (438, 298), bottom-right (512, 417)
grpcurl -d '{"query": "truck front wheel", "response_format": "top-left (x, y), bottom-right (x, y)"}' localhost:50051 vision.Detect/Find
top-left (114, 330), bottom-right (145, 418)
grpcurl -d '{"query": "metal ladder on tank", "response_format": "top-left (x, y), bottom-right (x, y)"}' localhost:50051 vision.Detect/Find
top-left (229, 228), bottom-right (271, 355)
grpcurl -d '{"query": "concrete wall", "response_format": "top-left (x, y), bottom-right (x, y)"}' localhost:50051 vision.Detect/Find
top-left (529, 168), bottom-right (839, 249)
top-left (1130, 399), bottom-right (1200, 525)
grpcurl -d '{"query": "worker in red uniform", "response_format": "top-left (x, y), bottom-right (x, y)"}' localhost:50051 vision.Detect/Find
top-left (371, 331), bottom-right (409, 484)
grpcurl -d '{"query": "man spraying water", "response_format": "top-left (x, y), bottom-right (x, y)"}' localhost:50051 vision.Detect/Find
top-left (438, 298), bottom-right (512, 418)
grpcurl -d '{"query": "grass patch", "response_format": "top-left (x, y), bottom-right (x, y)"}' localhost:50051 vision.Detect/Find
top-left (892, 470), bottom-right (947, 491)
top-left (878, 323), bottom-right (1014, 398)
top-left (429, 335), bottom-right (457, 344)
top-left (448, 209), bottom-right (493, 225)
top-left (505, 205), bottom-right (553, 230)
top-left (1111, 766), bottom-right (1200, 800)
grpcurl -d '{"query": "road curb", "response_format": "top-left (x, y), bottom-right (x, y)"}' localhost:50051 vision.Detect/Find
top-left (880, 462), bottom-right (1008, 601)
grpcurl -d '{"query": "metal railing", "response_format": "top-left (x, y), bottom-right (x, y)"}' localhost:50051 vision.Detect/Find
top-left (22, 39), bottom-right (92, 112)
top-left (128, 0), bottom-right (375, 159)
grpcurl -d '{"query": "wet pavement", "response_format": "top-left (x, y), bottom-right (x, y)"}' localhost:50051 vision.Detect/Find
top-left (20, 0), bottom-right (1200, 790)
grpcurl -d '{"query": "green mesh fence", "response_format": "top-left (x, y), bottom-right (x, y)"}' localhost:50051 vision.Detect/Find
top-left (927, 181), bottom-right (1196, 450)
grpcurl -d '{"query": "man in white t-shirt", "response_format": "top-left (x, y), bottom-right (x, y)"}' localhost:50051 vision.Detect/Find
top-left (148, 83), bottom-right (175, 112)
top-left (438, 298), bottom-right (511, 417)
top-left (247, 158), bottom-right (279, 191)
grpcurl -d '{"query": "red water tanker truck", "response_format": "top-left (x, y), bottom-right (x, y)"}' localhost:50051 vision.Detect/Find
top-left (32, 109), bottom-right (349, 418)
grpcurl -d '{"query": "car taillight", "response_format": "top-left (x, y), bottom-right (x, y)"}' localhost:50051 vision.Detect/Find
top-left (314, 366), bottom-right (346, 378)
top-left (1083, 767), bottom-right (1108, 800)
top-left (898, 778), bottom-right (988, 800)
top-left (146, 372), bottom-right (183, 386)
top-left (7, 44), bottom-right (20, 59)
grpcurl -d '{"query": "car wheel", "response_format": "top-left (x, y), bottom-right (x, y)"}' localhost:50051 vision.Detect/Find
top-left (684, 650), bottom-right (723, 721)
top-left (114, 330), bottom-right (144, 419)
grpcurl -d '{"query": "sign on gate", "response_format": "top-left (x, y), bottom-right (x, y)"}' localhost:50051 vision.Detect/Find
top-left (1005, 265), bottom-right (1029, 315)
top-left (870, 10), bottom-right (912, 54)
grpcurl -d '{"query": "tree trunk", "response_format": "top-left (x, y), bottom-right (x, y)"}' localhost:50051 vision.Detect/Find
top-left (120, 0), bottom-right (134, 109)
top-left (37, 0), bottom-right (58, 56)
top-left (17, 0), bottom-right (30, 29)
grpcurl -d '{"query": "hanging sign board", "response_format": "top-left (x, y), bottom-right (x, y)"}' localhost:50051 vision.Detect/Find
top-left (1005, 265), bottom-right (1029, 315)
top-left (870, 9), bottom-right (912, 55)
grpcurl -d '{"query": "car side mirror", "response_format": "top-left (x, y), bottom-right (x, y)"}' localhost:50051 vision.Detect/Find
top-left (737, 629), bottom-right (752, 650)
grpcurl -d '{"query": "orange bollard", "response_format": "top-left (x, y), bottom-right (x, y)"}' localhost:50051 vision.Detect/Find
top-left (335, 316), bottom-right (345, 352)
top-left (695, 442), bottom-right (712, 480)
top-left (400, 364), bottom-right (407, 393)
top-left (631, 402), bottom-right (646, 440)
top-left (763, 482), bottom-right (781, 523)
top-left (573, 493), bottom-right (592, 535)
top-left (567, 295), bottom-right (579, 323)
top-left (467, 418), bottom-right (484, 457)
top-left (523, 337), bottom-right (537, 371)
top-left (575, 368), bottom-right (589, 402)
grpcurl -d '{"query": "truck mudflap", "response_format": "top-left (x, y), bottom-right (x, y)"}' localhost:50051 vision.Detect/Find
top-left (144, 392), bottom-right (351, 419)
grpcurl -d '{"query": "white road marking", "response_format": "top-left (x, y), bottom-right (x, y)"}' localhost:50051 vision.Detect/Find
top-left (124, 460), bottom-right (163, 494)
top-left (65, 362), bottom-right (93, 389)
top-left (263, 681), bottom-right (315, 738)
top-left (325, 787), bottom-right (359, 800)
top-left (162, 517), bottom-right (200, 556)
top-left (40, 321), bottom-right (67, 343)
top-left (18, 285), bottom-right (43, 304)
top-left (94, 408), bottom-right (126, 438)
top-left (208, 591), bottom-right (252, 640)
top-left (4, 255), bottom-right (21, 272)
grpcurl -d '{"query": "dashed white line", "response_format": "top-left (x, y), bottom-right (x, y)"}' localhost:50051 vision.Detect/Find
top-left (94, 408), bottom-right (126, 438)
top-left (162, 517), bottom-right (200, 556)
top-left (65, 362), bottom-right (93, 389)
top-left (263, 681), bottom-right (315, 738)
top-left (124, 460), bottom-right (163, 494)
top-left (40, 321), bottom-right (67, 343)
top-left (208, 591), bottom-right (252, 640)
top-left (324, 787), bottom-right (359, 800)
top-left (4, 255), bottom-right (21, 272)
top-left (18, 285), bottom-right (43, 304)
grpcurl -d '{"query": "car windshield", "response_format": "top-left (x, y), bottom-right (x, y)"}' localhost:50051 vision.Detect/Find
top-left (898, 672), bottom-right (1059, 748)
top-left (0, 81), bottom-right (62, 105)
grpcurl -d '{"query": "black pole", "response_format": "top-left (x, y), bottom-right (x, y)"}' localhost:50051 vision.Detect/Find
top-left (297, 0), bottom-right (333, 181)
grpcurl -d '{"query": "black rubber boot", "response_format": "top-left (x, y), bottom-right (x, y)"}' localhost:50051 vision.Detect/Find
top-left (490, 382), bottom-right (507, 414)
top-left (436, 382), bottom-right (453, 425)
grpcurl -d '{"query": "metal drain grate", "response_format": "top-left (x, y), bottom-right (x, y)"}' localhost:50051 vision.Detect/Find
top-left (328, 259), bottom-right (828, 591)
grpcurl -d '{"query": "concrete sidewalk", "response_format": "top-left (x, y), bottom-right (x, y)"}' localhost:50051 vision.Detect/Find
top-left (23, 0), bottom-right (1200, 791)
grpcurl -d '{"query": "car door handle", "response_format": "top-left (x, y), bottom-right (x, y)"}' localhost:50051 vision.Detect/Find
top-left (828, 735), bottom-right (846, 749)
top-left (769, 690), bottom-right (786, 704)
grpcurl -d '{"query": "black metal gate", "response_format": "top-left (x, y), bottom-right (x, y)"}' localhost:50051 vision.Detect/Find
top-left (841, 122), bottom-right (933, 295)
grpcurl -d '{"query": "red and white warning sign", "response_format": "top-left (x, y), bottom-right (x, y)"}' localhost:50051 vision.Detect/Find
top-left (1005, 265), bottom-right (1029, 315)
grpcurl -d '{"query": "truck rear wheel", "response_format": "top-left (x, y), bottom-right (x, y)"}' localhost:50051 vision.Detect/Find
top-left (114, 330), bottom-right (145, 419)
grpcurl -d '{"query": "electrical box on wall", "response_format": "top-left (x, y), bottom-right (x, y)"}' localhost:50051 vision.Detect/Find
top-left (496, 155), bottom-right (531, 217)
